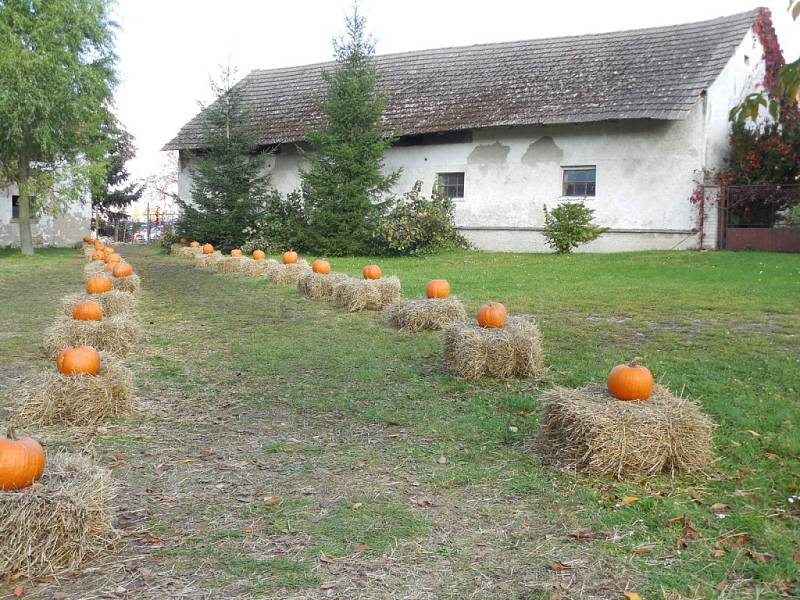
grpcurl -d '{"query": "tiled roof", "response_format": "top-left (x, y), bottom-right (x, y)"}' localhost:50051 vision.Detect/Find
top-left (163, 9), bottom-right (759, 150)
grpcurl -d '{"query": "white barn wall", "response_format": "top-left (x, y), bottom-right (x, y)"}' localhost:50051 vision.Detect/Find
top-left (0, 184), bottom-right (91, 248)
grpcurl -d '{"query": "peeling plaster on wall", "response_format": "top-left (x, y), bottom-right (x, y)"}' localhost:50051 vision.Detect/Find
top-left (467, 142), bottom-right (510, 164)
top-left (521, 136), bottom-right (563, 165)
top-left (0, 184), bottom-right (91, 247)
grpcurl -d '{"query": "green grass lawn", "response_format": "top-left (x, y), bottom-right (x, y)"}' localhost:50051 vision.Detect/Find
top-left (0, 246), bottom-right (798, 599)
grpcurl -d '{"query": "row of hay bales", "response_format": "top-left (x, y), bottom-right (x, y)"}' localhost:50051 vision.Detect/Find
top-left (169, 242), bottom-right (715, 480)
top-left (1, 237), bottom-right (142, 580)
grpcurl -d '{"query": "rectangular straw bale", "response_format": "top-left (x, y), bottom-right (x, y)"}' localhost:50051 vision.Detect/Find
top-left (537, 384), bottom-right (715, 478)
top-left (298, 271), bottom-right (349, 299)
top-left (386, 297), bottom-right (468, 332)
top-left (332, 276), bottom-right (402, 312)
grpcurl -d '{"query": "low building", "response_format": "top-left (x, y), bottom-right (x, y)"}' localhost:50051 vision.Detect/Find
top-left (0, 185), bottom-right (91, 248)
top-left (164, 9), bottom-right (773, 252)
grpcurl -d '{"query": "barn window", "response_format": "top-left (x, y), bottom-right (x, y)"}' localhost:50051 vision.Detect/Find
top-left (562, 167), bottom-right (596, 197)
top-left (436, 172), bottom-right (465, 199)
top-left (11, 195), bottom-right (20, 219)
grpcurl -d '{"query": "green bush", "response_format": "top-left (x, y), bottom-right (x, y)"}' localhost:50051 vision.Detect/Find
top-left (242, 190), bottom-right (309, 253)
top-left (376, 182), bottom-right (470, 255)
top-left (542, 202), bottom-right (605, 254)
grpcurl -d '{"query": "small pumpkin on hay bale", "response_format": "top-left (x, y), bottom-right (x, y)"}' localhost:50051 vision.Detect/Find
top-left (386, 279), bottom-right (467, 332)
top-left (44, 311), bottom-right (139, 358)
top-left (268, 260), bottom-right (311, 285)
top-left (61, 290), bottom-right (136, 317)
top-left (332, 267), bottom-right (402, 312)
top-left (17, 348), bottom-right (133, 426)
top-left (443, 303), bottom-right (546, 379)
top-left (298, 271), bottom-right (349, 299)
top-left (537, 378), bottom-right (715, 479)
top-left (0, 451), bottom-right (116, 577)
top-left (110, 263), bottom-right (140, 296)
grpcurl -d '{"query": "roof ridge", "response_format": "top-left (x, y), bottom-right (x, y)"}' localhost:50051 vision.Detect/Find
top-left (248, 9), bottom-right (759, 77)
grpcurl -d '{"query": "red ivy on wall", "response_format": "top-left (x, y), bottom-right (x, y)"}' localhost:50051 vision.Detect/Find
top-left (753, 7), bottom-right (784, 95)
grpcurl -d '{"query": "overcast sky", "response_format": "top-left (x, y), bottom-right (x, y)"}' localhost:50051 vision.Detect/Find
top-left (112, 0), bottom-right (800, 207)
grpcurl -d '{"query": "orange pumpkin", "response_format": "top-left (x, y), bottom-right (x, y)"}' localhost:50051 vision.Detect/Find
top-left (86, 276), bottom-right (112, 294)
top-left (190, 241), bottom-right (200, 248)
top-left (90, 251), bottom-right (104, 261)
top-left (362, 264), bottom-right (382, 280)
top-left (312, 259), bottom-right (331, 274)
top-left (112, 262), bottom-right (133, 278)
top-left (104, 253), bottom-right (122, 264)
top-left (607, 360), bottom-right (654, 401)
top-left (72, 301), bottom-right (103, 321)
top-left (180, 238), bottom-right (188, 245)
top-left (92, 239), bottom-right (103, 248)
top-left (426, 279), bottom-right (450, 299)
top-left (82, 236), bottom-right (92, 243)
top-left (202, 243), bottom-right (214, 254)
top-left (283, 250), bottom-right (298, 264)
top-left (103, 262), bottom-right (116, 273)
top-left (0, 430), bottom-right (46, 491)
top-left (56, 346), bottom-right (101, 376)
top-left (230, 249), bottom-right (243, 257)
top-left (252, 249), bottom-right (266, 261)
top-left (477, 302), bottom-right (508, 328)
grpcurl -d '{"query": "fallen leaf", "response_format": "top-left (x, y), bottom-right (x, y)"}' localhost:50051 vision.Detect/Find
top-left (498, 582), bottom-right (512, 591)
top-left (622, 495), bottom-right (640, 505)
top-left (709, 503), bottom-right (729, 513)
top-left (711, 548), bottom-right (726, 558)
top-left (633, 545), bottom-right (653, 555)
top-left (623, 593), bottom-right (644, 600)
top-left (548, 560), bottom-right (574, 571)
top-left (436, 455), bottom-right (447, 465)
top-left (351, 502), bottom-right (363, 510)
top-left (747, 549), bottom-right (773, 563)
top-left (263, 496), bottom-right (280, 506)
top-left (746, 430), bottom-right (761, 437)
top-left (568, 530), bottom-right (593, 539)
top-left (13, 584), bottom-right (25, 597)
top-left (353, 543), bottom-right (370, 553)
top-left (713, 581), bottom-right (727, 592)
top-left (683, 523), bottom-right (701, 540)
top-left (319, 554), bottom-right (336, 564)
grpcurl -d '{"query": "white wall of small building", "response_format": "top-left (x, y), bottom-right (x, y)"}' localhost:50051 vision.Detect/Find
top-left (0, 183), bottom-right (92, 248)
top-left (176, 29), bottom-right (763, 253)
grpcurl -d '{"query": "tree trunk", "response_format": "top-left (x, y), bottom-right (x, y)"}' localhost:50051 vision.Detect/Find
top-left (17, 158), bottom-right (34, 256)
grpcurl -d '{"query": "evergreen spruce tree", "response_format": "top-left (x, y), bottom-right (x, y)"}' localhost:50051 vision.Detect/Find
top-left (299, 4), bottom-right (399, 255)
top-left (176, 65), bottom-right (270, 250)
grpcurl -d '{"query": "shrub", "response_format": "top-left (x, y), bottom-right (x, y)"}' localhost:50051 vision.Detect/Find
top-left (542, 202), bottom-right (605, 254)
top-left (376, 182), bottom-right (470, 255)
top-left (241, 190), bottom-right (309, 253)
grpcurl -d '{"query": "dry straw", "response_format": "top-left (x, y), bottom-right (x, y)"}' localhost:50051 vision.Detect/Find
top-left (194, 250), bottom-right (224, 268)
top-left (81, 244), bottom-right (96, 260)
top-left (176, 246), bottom-right (202, 259)
top-left (61, 291), bottom-right (136, 317)
top-left (215, 256), bottom-right (250, 273)
top-left (537, 383), bottom-right (715, 478)
top-left (332, 276), bottom-right (402, 312)
top-left (111, 273), bottom-right (141, 296)
top-left (298, 271), bottom-right (349, 299)
top-left (239, 257), bottom-right (279, 276)
top-left (0, 452), bottom-right (116, 578)
top-left (268, 260), bottom-right (311, 285)
top-left (443, 316), bottom-right (547, 379)
top-left (386, 297), bottom-right (467, 332)
top-left (44, 315), bottom-right (140, 358)
top-left (83, 261), bottom-right (105, 278)
top-left (18, 353), bottom-right (134, 426)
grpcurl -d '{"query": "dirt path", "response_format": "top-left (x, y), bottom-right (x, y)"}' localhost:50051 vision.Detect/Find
top-left (7, 246), bottom-right (632, 600)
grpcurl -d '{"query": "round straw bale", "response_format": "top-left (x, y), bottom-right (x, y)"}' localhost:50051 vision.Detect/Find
top-left (0, 451), bottom-right (116, 577)
top-left (298, 271), bottom-right (349, 299)
top-left (61, 291), bottom-right (137, 318)
top-left (443, 316), bottom-right (546, 379)
top-left (537, 384), bottom-right (715, 478)
top-left (332, 276), bottom-right (402, 312)
top-left (385, 297), bottom-right (467, 332)
top-left (111, 273), bottom-right (141, 296)
top-left (268, 260), bottom-right (312, 285)
top-left (44, 315), bottom-right (140, 358)
top-left (17, 353), bottom-right (133, 426)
